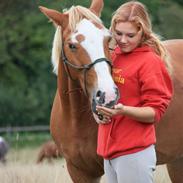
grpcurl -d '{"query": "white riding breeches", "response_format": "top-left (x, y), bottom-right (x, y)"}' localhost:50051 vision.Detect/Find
top-left (104, 145), bottom-right (156, 183)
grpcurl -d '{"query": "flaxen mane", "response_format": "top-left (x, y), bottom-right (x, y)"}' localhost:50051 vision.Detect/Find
top-left (51, 6), bottom-right (103, 75)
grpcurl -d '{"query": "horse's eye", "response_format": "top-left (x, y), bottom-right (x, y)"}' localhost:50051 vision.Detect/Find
top-left (68, 43), bottom-right (77, 50)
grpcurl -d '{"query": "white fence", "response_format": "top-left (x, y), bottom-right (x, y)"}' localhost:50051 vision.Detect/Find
top-left (0, 125), bottom-right (50, 133)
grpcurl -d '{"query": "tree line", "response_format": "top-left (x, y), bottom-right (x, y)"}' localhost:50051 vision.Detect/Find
top-left (0, 0), bottom-right (182, 127)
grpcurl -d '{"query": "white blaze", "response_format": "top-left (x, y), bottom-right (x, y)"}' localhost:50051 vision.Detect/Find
top-left (71, 19), bottom-right (117, 102)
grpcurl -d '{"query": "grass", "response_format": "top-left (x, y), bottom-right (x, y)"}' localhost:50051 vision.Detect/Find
top-left (0, 132), bottom-right (172, 183)
top-left (2, 131), bottom-right (51, 148)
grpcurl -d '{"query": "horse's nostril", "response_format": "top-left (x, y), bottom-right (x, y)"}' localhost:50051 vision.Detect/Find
top-left (96, 90), bottom-right (102, 98)
top-left (96, 90), bottom-right (105, 105)
top-left (100, 97), bottom-right (105, 105)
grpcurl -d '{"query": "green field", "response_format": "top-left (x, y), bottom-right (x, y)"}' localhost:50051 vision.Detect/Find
top-left (2, 131), bottom-right (51, 149)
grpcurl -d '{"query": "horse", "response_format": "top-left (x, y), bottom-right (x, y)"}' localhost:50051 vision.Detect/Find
top-left (155, 39), bottom-right (183, 183)
top-left (40, 0), bottom-right (119, 182)
top-left (0, 136), bottom-right (9, 164)
top-left (36, 140), bottom-right (62, 164)
top-left (40, 0), bottom-right (183, 182)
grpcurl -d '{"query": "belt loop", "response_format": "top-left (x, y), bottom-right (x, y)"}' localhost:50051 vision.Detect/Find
top-left (109, 159), bottom-right (112, 166)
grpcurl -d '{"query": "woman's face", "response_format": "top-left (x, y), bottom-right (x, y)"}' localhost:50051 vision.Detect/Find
top-left (114, 21), bottom-right (143, 53)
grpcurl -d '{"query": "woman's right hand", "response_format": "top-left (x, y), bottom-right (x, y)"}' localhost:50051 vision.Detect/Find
top-left (96, 103), bottom-right (124, 118)
top-left (93, 113), bottom-right (112, 124)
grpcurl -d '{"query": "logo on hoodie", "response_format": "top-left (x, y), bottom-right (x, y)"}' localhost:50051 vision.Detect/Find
top-left (112, 68), bottom-right (125, 84)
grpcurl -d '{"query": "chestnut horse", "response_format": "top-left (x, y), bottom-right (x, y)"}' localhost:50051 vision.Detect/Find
top-left (155, 39), bottom-right (183, 183)
top-left (0, 136), bottom-right (9, 164)
top-left (37, 140), bottom-right (62, 163)
top-left (40, 1), bottom-right (119, 182)
top-left (40, 1), bottom-right (183, 182)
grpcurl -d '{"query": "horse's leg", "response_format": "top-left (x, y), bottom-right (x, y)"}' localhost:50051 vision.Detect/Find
top-left (0, 157), bottom-right (6, 164)
top-left (167, 157), bottom-right (183, 183)
top-left (66, 160), bottom-right (101, 183)
top-left (48, 157), bottom-right (53, 164)
top-left (36, 151), bottom-right (44, 164)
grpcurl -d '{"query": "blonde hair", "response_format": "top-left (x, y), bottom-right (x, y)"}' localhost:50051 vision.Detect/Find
top-left (52, 6), bottom-right (103, 74)
top-left (110, 1), bottom-right (172, 74)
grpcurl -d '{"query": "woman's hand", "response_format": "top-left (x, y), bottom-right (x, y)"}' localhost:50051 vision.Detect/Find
top-left (93, 113), bottom-right (112, 124)
top-left (96, 103), bottom-right (124, 118)
top-left (93, 103), bottom-right (124, 124)
top-left (95, 103), bottom-right (156, 124)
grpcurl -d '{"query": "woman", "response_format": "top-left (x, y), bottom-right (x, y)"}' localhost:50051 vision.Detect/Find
top-left (95, 1), bottom-right (173, 183)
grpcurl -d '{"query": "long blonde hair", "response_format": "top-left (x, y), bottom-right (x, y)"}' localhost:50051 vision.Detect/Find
top-left (110, 1), bottom-right (172, 73)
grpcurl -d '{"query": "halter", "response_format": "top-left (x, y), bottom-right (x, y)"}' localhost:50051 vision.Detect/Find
top-left (61, 44), bottom-right (113, 96)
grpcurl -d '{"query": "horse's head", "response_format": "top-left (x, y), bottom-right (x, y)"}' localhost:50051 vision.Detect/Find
top-left (40, 0), bottom-right (119, 119)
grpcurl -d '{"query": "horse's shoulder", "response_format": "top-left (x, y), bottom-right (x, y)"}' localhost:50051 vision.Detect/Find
top-left (163, 39), bottom-right (183, 50)
top-left (163, 39), bottom-right (183, 62)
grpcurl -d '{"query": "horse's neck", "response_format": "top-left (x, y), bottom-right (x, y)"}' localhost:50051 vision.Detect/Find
top-left (58, 64), bottom-right (91, 117)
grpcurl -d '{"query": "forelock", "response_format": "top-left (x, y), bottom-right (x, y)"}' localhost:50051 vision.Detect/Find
top-left (51, 6), bottom-right (104, 75)
top-left (65, 5), bottom-right (102, 32)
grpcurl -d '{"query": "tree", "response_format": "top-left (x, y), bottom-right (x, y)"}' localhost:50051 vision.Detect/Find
top-left (0, 0), bottom-right (182, 127)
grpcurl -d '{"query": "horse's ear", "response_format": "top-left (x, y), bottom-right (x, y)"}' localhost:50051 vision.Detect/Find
top-left (39, 6), bottom-right (68, 28)
top-left (89, 0), bottom-right (104, 17)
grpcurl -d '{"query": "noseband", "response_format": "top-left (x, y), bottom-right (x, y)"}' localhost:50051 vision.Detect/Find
top-left (61, 45), bottom-right (112, 96)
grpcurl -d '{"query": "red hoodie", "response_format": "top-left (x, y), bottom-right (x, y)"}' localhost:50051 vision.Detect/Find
top-left (97, 45), bottom-right (173, 159)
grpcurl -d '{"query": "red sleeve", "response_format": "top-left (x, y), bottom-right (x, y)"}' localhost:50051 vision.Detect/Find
top-left (139, 55), bottom-right (173, 122)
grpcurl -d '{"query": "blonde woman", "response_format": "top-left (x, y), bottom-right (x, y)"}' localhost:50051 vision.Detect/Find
top-left (95, 1), bottom-right (173, 182)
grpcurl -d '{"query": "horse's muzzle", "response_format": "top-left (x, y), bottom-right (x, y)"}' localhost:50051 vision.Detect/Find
top-left (92, 87), bottom-right (120, 120)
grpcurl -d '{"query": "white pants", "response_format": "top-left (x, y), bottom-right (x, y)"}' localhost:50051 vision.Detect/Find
top-left (104, 145), bottom-right (156, 183)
